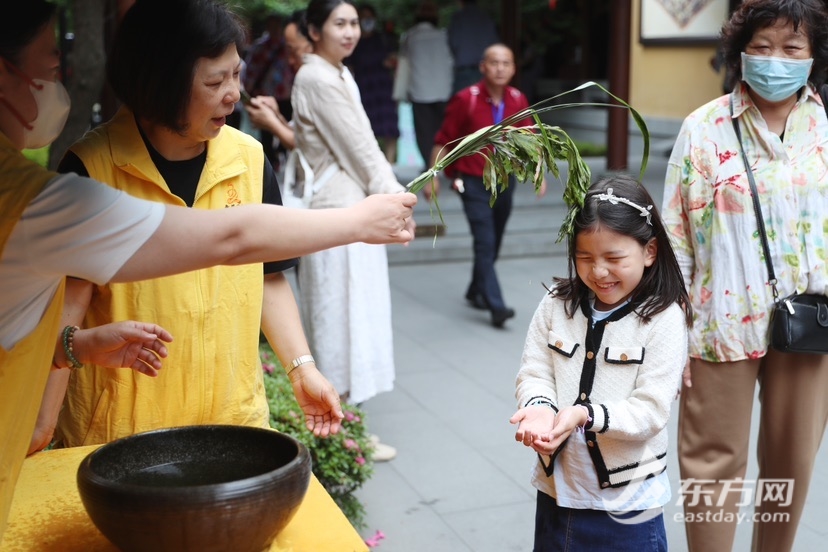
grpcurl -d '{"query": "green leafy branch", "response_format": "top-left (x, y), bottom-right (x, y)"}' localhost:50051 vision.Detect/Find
top-left (405, 81), bottom-right (650, 242)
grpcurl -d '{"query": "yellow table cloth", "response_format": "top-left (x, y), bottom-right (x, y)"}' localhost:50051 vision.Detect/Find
top-left (3, 446), bottom-right (368, 552)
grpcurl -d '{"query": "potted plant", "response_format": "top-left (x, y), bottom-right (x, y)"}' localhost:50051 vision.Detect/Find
top-left (260, 344), bottom-right (374, 528)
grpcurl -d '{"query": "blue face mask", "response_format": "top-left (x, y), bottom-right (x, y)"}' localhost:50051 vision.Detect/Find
top-left (741, 52), bottom-right (813, 102)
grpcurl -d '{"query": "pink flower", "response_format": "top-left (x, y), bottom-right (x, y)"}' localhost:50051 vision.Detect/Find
top-left (364, 529), bottom-right (385, 548)
top-left (344, 439), bottom-right (357, 450)
top-left (262, 362), bottom-right (275, 374)
top-left (344, 411), bottom-right (356, 422)
top-left (355, 456), bottom-right (366, 466)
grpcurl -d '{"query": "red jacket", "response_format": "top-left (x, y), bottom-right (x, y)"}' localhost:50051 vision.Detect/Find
top-left (433, 80), bottom-right (531, 178)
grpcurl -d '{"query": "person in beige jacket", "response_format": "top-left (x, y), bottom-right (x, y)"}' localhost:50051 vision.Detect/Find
top-left (291, 0), bottom-right (416, 462)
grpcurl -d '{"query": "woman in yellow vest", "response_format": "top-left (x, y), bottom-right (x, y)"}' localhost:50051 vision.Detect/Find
top-left (38, 0), bottom-right (351, 450)
top-left (0, 1), bottom-right (417, 542)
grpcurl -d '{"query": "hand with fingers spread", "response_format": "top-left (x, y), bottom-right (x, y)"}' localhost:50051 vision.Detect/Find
top-left (71, 322), bottom-right (173, 377)
top-left (511, 404), bottom-right (591, 456)
top-left (510, 405), bottom-right (556, 452)
top-left (288, 365), bottom-right (345, 438)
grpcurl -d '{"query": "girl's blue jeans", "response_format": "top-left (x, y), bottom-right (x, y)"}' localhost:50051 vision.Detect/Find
top-left (534, 491), bottom-right (668, 552)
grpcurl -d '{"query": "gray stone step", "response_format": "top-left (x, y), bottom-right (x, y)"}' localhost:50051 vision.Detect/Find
top-left (389, 154), bottom-right (668, 266)
top-left (390, 158), bottom-right (603, 266)
top-left (389, 192), bottom-right (569, 265)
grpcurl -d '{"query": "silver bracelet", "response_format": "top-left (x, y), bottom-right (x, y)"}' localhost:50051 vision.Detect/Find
top-left (287, 354), bottom-right (315, 375)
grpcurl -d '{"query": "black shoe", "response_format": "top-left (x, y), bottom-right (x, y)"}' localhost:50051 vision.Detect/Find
top-left (491, 307), bottom-right (515, 328)
top-left (465, 292), bottom-right (488, 310)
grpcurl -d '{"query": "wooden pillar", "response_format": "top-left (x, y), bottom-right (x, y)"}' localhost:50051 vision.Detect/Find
top-left (501, 0), bottom-right (521, 85)
top-left (117, 0), bottom-right (135, 20)
top-left (577, 0), bottom-right (590, 82)
top-left (100, 0), bottom-right (136, 121)
top-left (607, 0), bottom-right (631, 170)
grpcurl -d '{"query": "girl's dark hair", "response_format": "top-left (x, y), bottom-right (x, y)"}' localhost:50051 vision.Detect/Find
top-left (721, 0), bottom-right (828, 87)
top-left (0, 0), bottom-right (56, 66)
top-left (553, 174), bottom-right (693, 327)
top-left (301, 0), bottom-right (356, 41)
top-left (107, 0), bottom-right (246, 133)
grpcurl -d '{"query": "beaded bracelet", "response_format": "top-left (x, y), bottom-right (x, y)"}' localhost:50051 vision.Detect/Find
top-left (62, 325), bottom-right (84, 370)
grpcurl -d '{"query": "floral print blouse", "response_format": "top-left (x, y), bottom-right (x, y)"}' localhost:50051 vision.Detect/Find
top-left (662, 82), bottom-right (828, 362)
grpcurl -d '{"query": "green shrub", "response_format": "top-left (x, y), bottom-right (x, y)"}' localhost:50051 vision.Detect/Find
top-left (260, 344), bottom-right (374, 529)
top-left (572, 140), bottom-right (607, 158)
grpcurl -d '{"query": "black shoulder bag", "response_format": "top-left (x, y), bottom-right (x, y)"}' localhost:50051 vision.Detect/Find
top-left (730, 94), bottom-right (828, 354)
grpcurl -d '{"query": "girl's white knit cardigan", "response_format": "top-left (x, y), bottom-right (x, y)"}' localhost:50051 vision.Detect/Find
top-left (516, 293), bottom-right (687, 489)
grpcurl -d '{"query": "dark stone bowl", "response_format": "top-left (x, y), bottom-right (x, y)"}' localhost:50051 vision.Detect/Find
top-left (77, 425), bottom-right (311, 552)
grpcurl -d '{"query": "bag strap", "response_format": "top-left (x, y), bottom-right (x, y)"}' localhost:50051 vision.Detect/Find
top-left (820, 83), bottom-right (828, 115)
top-left (729, 86), bottom-right (828, 299)
top-left (283, 148), bottom-right (341, 207)
top-left (729, 94), bottom-right (779, 300)
top-left (283, 148), bottom-right (314, 205)
top-left (468, 85), bottom-right (479, 121)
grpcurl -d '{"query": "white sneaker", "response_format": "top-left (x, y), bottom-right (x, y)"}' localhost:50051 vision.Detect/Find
top-left (368, 434), bottom-right (397, 462)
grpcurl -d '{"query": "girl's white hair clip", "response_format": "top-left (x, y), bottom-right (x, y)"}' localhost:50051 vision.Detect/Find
top-left (595, 187), bottom-right (653, 226)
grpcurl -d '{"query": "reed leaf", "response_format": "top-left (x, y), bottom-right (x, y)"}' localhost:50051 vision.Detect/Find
top-left (405, 81), bottom-right (650, 242)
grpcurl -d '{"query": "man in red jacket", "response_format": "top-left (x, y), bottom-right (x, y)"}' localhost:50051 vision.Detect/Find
top-left (427, 44), bottom-right (545, 328)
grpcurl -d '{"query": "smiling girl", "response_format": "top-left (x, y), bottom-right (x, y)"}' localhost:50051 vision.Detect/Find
top-left (510, 174), bottom-right (693, 551)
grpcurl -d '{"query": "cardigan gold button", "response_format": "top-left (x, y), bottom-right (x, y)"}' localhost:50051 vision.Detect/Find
top-left (555, 340), bottom-right (563, 348)
top-left (620, 353), bottom-right (628, 361)
top-left (587, 440), bottom-right (594, 448)
top-left (580, 393), bottom-right (586, 400)
top-left (586, 351), bottom-right (594, 359)
top-left (602, 482), bottom-right (610, 488)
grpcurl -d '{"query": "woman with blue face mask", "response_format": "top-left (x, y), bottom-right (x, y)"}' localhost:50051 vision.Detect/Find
top-left (662, 1), bottom-right (828, 551)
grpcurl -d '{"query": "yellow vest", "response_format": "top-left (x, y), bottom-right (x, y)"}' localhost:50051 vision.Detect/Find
top-left (0, 133), bottom-right (65, 541)
top-left (56, 108), bottom-right (270, 447)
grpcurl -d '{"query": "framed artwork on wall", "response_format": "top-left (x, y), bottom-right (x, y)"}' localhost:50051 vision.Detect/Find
top-left (639, 0), bottom-right (730, 45)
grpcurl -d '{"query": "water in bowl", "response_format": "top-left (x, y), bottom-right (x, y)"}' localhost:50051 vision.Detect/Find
top-left (117, 459), bottom-right (267, 487)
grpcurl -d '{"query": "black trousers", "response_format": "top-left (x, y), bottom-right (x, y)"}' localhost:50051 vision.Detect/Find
top-left (458, 173), bottom-right (514, 311)
top-left (411, 101), bottom-right (447, 168)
